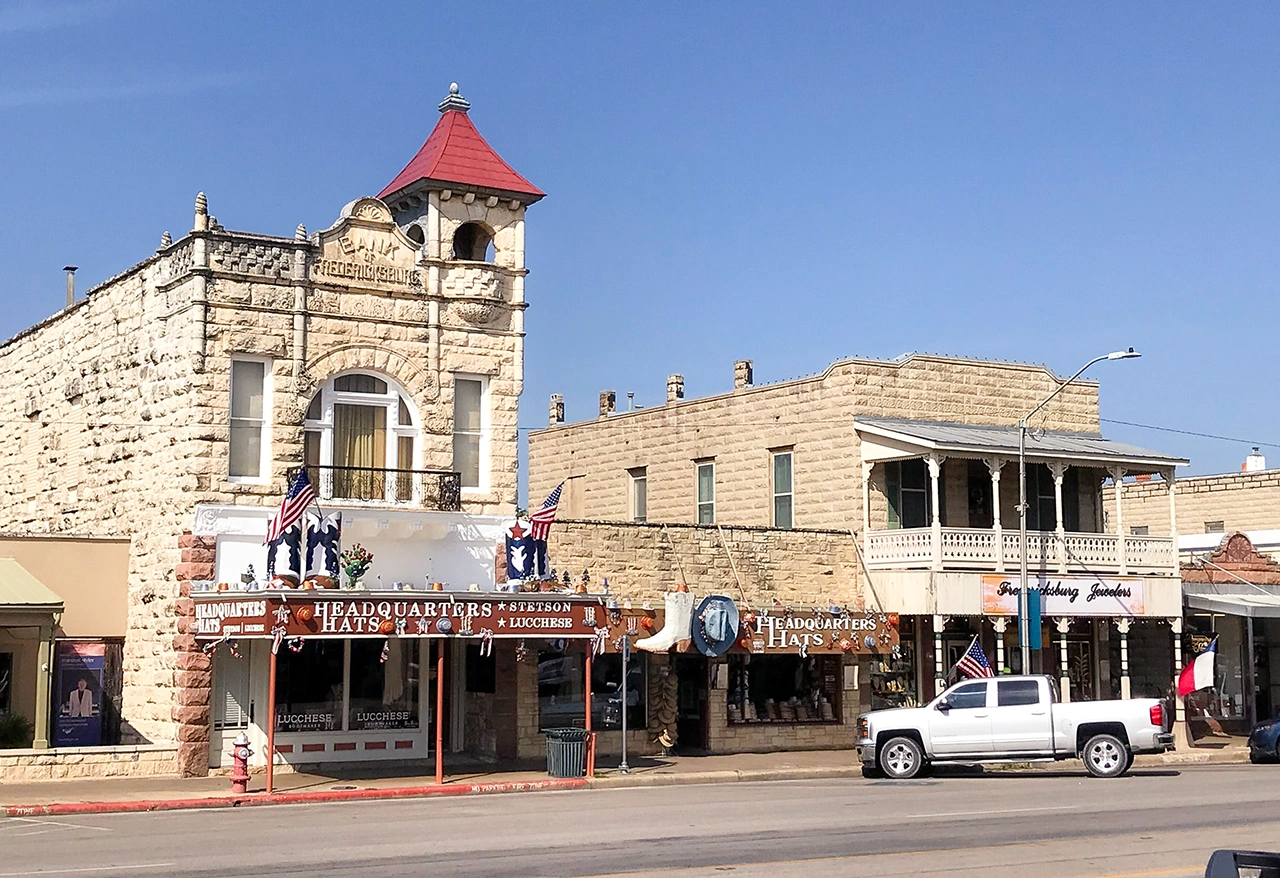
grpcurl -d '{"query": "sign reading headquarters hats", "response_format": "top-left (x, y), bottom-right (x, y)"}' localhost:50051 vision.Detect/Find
top-left (692, 595), bottom-right (740, 657)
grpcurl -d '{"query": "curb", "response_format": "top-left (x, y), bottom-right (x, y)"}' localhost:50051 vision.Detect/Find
top-left (3, 777), bottom-right (588, 818)
top-left (589, 766), bottom-right (864, 788)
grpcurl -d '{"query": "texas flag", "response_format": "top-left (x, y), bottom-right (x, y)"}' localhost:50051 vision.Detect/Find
top-left (1177, 637), bottom-right (1217, 697)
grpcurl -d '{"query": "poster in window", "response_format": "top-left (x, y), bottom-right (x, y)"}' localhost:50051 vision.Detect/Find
top-left (53, 641), bottom-right (105, 747)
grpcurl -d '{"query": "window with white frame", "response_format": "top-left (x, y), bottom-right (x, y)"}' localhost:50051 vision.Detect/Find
top-left (229, 358), bottom-right (270, 480)
top-left (302, 372), bottom-right (419, 502)
top-left (696, 460), bottom-right (715, 524)
top-left (452, 376), bottom-right (486, 489)
top-left (772, 450), bottom-right (794, 529)
top-left (630, 467), bottom-right (647, 522)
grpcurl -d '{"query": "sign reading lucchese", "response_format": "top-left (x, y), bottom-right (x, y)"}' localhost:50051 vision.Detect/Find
top-left (193, 595), bottom-right (634, 640)
top-left (981, 574), bottom-right (1145, 617)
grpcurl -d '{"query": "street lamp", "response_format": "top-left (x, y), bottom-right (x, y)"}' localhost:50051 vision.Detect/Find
top-left (1018, 348), bottom-right (1141, 673)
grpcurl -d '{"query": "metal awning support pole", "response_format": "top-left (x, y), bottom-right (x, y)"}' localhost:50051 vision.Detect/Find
top-left (266, 645), bottom-right (278, 794)
top-left (584, 646), bottom-right (594, 778)
top-left (1246, 616), bottom-right (1257, 729)
top-left (435, 641), bottom-right (445, 785)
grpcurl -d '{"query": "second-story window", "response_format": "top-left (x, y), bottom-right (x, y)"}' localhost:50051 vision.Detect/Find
top-left (453, 376), bottom-right (486, 489)
top-left (885, 459), bottom-right (930, 529)
top-left (772, 450), bottom-right (793, 529)
top-left (696, 461), bottom-right (715, 524)
top-left (229, 358), bottom-right (270, 480)
top-left (630, 467), bottom-right (647, 522)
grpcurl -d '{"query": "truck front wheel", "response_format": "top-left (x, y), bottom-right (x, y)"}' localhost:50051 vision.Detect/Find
top-left (879, 736), bottom-right (924, 779)
top-left (1082, 733), bottom-right (1129, 778)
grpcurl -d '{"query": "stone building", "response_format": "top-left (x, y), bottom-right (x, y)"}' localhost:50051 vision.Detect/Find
top-left (0, 84), bottom-right (600, 777)
top-left (529, 354), bottom-right (1190, 753)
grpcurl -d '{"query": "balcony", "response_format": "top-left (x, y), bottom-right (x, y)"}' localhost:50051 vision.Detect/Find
top-left (306, 465), bottom-right (462, 512)
top-left (864, 527), bottom-right (1177, 576)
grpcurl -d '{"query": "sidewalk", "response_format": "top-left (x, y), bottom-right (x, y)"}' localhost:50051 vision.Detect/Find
top-left (0, 743), bottom-right (1250, 817)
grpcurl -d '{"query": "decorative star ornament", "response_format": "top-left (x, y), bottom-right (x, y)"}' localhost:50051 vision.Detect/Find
top-left (508, 522), bottom-right (527, 540)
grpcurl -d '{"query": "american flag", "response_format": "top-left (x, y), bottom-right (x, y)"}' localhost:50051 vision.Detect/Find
top-left (955, 635), bottom-right (994, 679)
top-left (264, 470), bottom-right (316, 545)
top-left (529, 481), bottom-right (564, 541)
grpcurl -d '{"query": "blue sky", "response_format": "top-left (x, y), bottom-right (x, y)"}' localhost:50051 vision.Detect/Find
top-left (2, 1), bottom-right (1278, 479)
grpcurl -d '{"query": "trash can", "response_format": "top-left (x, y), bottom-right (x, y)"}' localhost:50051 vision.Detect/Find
top-left (545, 728), bottom-right (590, 778)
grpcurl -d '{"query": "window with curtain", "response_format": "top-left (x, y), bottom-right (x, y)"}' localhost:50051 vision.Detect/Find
top-left (453, 377), bottom-right (484, 488)
top-left (772, 450), bottom-right (793, 529)
top-left (697, 461), bottom-right (715, 524)
top-left (229, 359), bottom-right (268, 479)
top-left (333, 403), bottom-right (386, 499)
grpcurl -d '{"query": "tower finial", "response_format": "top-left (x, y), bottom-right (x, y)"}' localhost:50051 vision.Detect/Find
top-left (193, 192), bottom-right (208, 232)
top-left (295, 223), bottom-right (307, 241)
top-left (160, 230), bottom-right (172, 248)
top-left (438, 82), bottom-right (471, 114)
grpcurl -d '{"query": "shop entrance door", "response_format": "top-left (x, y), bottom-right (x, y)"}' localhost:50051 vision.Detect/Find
top-left (674, 655), bottom-right (708, 754)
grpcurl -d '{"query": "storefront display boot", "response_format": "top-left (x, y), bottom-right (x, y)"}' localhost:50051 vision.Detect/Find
top-left (635, 590), bottom-right (695, 653)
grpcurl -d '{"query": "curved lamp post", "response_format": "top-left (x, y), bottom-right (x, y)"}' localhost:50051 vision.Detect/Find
top-left (1018, 349), bottom-right (1141, 673)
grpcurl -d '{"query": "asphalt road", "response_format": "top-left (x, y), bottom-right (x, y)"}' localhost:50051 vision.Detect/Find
top-left (1, 765), bottom-right (1276, 878)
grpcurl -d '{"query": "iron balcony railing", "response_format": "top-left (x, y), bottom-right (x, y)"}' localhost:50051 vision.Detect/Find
top-left (305, 465), bottom-right (462, 511)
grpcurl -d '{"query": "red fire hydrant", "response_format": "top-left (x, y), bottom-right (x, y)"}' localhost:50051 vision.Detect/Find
top-left (230, 732), bottom-right (253, 794)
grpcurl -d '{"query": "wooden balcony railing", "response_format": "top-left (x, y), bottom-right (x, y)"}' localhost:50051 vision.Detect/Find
top-left (864, 527), bottom-right (1176, 575)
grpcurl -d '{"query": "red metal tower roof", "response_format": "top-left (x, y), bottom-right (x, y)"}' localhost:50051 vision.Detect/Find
top-left (379, 85), bottom-right (544, 203)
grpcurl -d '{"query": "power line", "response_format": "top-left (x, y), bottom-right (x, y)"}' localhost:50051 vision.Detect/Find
top-left (1100, 418), bottom-right (1277, 450)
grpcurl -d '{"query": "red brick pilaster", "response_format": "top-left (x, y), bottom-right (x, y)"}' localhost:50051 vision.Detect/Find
top-left (173, 530), bottom-right (217, 777)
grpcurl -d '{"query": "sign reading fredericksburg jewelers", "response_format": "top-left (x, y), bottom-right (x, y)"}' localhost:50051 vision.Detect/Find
top-left (981, 574), bottom-right (1145, 617)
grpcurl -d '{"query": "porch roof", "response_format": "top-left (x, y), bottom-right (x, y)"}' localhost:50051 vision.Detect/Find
top-left (0, 558), bottom-right (64, 614)
top-left (1185, 588), bottom-right (1280, 619)
top-left (854, 416), bottom-right (1189, 470)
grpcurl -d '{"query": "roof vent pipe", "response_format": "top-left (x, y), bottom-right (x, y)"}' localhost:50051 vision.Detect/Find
top-left (63, 265), bottom-right (77, 307)
top-left (1245, 447), bottom-right (1266, 472)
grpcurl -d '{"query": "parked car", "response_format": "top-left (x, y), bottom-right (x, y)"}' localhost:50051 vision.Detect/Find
top-left (857, 674), bottom-right (1174, 779)
top-left (1247, 713), bottom-right (1280, 763)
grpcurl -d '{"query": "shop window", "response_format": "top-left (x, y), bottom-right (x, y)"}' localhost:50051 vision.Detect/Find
top-left (870, 617), bottom-right (917, 709)
top-left (726, 654), bottom-right (840, 724)
top-left (349, 640), bottom-right (419, 731)
top-left (696, 461), bottom-right (715, 524)
top-left (276, 640), bottom-right (344, 732)
top-left (0, 651), bottom-right (11, 714)
top-left (537, 649), bottom-right (644, 731)
top-left (629, 467), bottom-right (647, 523)
top-left (772, 450), bottom-right (793, 529)
top-left (885, 459), bottom-right (932, 529)
top-left (466, 644), bottom-right (496, 694)
top-left (453, 376), bottom-right (485, 489)
top-left (229, 358), bottom-right (270, 480)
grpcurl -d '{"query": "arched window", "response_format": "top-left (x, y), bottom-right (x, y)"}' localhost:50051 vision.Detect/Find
top-left (451, 222), bottom-right (494, 262)
top-left (304, 372), bottom-right (419, 502)
top-left (405, 224), bottom-right (425, 248)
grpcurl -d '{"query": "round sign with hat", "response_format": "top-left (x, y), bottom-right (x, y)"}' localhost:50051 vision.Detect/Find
top-left (692, 595), bottom-right (740, 657)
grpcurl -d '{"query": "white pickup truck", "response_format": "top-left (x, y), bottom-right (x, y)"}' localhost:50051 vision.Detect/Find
top-left (857, 675), bottom-right (1174, 779)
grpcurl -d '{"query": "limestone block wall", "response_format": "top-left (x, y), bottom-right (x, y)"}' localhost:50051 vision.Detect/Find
top-left (530, 354), bottom-right (1100, 529)
top-left (545, 520), bottom-right (865, 608)
top-left (1112, 471), bottom-right (1280, 538)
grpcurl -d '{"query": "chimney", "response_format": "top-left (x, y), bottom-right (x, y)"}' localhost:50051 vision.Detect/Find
top-left (63, 266), bottom-right (77, 308)
top-left (733, 359), bottom-right (753, 390)
top-left (549, 393), bottom-right (565, 426)
top-left (667, 374), bottom-right (685, 403)
top-left (1244, 447), bottom-right (1266, 472)
top-left (598, 390), bottom-right (616, 418)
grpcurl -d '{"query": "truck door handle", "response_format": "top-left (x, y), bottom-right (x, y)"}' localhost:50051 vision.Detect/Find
top-left (1031, 710), bottom-right (1047, 715)
top-left (974, 713), bottom-right (989, 718)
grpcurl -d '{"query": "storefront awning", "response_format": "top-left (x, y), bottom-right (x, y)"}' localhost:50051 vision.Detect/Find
top-left (0, 558), bottom-right (64, 614)
top-left (854, 416), bottom-right (1188, 470)
top-left (1185, 590), bottom-right (1280, 619)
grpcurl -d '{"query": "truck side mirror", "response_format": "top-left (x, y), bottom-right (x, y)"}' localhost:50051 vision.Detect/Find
top-left (935, 698), bottom-right (951, 712)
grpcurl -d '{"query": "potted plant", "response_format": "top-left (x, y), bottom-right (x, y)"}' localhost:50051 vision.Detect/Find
top-left (340, 544), bottom-right (374, 589)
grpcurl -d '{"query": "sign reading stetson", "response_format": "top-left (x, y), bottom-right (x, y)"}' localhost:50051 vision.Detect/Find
top-left (982, 574), bottom-right (1145, 617)
top-left (193, 592), bottom-right (655, 645)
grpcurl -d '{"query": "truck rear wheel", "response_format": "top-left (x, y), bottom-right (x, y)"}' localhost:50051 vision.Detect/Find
top-left (1082, 733), bottom-right (1129, 778)
top-left (879, 736), bottom-right (924, 779)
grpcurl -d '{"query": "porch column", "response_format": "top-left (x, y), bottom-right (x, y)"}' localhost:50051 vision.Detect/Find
top-left (985, 458), bottom-right (1004, 571)
top-left (1164, 467), bottom-right (1178, 574)
top-left (928, 455), bottom-right (945, 572)
top-left (1171, 617), bottom-right (1188, 748)
top-left (934, 615), bottom-right (946, 694)
top-left (991, 616), bottom-right (1008, 675)
top-left (1110, 467), bottom-right (1128, 574)
top-left (32, 623), bottom-right (53, 750)
top-left (1116, 617), bottom-right (1131, 699)
top-left (1048, 462), bottom-right (1068, 573)
top-left (1056, 617), bottom-right (1072, 703)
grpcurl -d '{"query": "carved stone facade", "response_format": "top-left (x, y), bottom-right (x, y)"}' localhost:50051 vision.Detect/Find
top-left (0, 186), bottom-right (531, 760)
